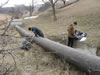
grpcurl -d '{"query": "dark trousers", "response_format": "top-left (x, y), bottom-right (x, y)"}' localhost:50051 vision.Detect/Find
top-left (38, 32), bottom-right (44, 37)
top-left (34, 32), bottom-right (44, 37)
top-left (68, 37), bottom-right (74, 47)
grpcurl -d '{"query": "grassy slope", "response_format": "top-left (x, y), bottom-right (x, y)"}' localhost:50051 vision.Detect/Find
top-left (24, 0), bottom-right (100, 47)
top-left (7, 0), bottom-right (99, 74)
top-left (0, 0), bottom-right (100, 75)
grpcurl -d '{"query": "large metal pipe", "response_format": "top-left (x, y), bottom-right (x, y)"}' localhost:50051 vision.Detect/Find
top-left (15, 25), bottom-right (100, 75)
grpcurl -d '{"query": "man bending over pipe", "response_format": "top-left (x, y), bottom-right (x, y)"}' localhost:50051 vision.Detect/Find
top-left (28, 27), bottom-right (44, 37)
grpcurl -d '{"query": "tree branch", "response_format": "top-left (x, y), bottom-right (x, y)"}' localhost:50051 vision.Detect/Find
top-left (54, 0), bottom-right (59, 4)
top-left (0, 0), bottom-right (9, 8)
top-left (2, 17), bottom-right (13, 36)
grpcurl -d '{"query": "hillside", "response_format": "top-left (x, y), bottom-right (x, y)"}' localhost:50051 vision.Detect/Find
top-left (24, 0), bottom-right (100, 47)
top-left (0, 0), bottom-right (100, 75)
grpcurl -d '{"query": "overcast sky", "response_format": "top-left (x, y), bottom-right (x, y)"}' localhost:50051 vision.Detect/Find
top-left (1, 0), bottom-right (69, 7)
top-left (0, 0), bottom-right (44, 7)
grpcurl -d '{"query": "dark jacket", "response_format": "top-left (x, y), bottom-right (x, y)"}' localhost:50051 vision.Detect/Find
top-left (32, 27), bottom-right (44, 37)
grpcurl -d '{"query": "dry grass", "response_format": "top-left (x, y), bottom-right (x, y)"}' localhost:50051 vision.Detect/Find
top-left (11, 0), bottom-right (100, 74)
top-left (0, 25), bottom-right (85, 75)
top-left (23, 0), bottom-right (100, 47)
top-left (0, 0), bottom-right (100, 75)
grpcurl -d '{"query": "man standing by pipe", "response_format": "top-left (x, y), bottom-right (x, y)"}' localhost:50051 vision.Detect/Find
top-left (67, 21), bottom-right (77, 47)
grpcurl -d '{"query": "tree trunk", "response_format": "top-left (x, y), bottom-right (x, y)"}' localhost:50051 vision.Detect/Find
top-left (62, 0), bottom-right (66, 5)
top-left (29, 0), bottom-right (34, 16)
top-left (51, 0), bottom-right (57, 21)
top-left (29, 6), bottom-right (33, 16)
top-left (15, 25), bottom-right (100, 75)
top-left (30, 10), bottom-right (32, 16)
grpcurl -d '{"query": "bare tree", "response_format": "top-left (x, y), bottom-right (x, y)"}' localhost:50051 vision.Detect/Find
top-left (49, 0), bottom-right (59, 21)
top-left (8, 5), bottom-right (26, 19)
top-left (24, 0), bottom-right (34, 16)
top-left (15, 5), bottom-right (26, 18)
top-left (2, 17), bottom-right (13, 36)
top-left (62, 0), bottom-right (66, 5)
top-left (29, 0), bottom-right (34, 16)
top-left (42, 0), bottom-right (59, 21)
top-left (0, 0), bottom-right (9, 8)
